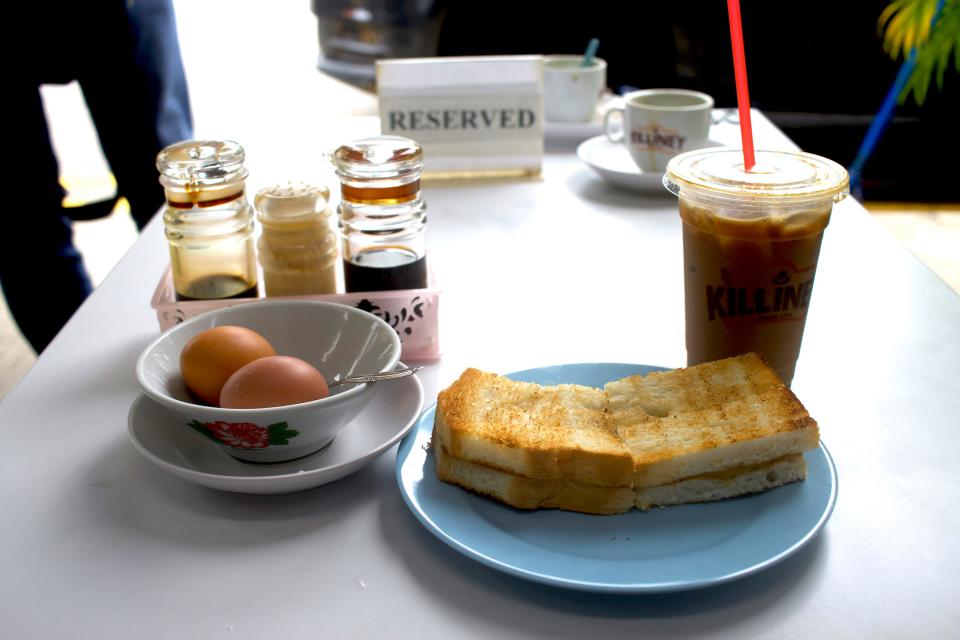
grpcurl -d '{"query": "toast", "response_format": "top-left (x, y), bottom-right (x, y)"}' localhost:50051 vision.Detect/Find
top-left (433, 437), bottom-right (635, 515)
top-left (435, 355), bottom-right (818, 489)
top-left (434, 436), bottom-right (807, 514)
top-left (434, 368), bottom-right (634, 486)
top-left (606, 353), bottom-right (819, 487)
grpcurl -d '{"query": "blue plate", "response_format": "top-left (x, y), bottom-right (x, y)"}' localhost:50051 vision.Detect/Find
top-left (395, 363), bottom-right (838, 593)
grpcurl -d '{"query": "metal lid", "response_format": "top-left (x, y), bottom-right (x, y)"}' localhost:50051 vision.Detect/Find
top-left (333, 136), bottom-right (422, 180)
top-left (663, 148), bottom-right (849, 205)
top-left (254, 182), bottom-right (331, 222)
top-left (156, 140), bottom-right (248, 186)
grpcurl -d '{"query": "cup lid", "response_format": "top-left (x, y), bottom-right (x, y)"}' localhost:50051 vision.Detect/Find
top-left (663, 148), bottom-right (849, 204)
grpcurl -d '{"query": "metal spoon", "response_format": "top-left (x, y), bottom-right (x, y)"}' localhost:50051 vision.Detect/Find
top-left (329, 365), bottom-right (423, 388)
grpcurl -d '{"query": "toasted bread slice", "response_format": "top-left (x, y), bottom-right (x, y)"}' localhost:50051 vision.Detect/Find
top-left (634, 454), bottom-right (806, 509)
top-left (434, 438), bottom-right (807, 514)
top-left (434, 368), bottom-right (633, 486)
top-left (433, 439), bottom-right (636, 515)
top-left (606, 353), bottom-right (819, 487)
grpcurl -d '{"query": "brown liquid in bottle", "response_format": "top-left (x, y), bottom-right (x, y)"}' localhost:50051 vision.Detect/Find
top-left (175, 274), bottom-right (259, 301)
top-left (336, 136), bottom-right (427, 294)
top-left (343, 248), bottom-right (427, 292)
top-left (165, 191), bottom-right (245, 209)
top-left (158, 140), bottom-right (258, 301)
top-left (341, 180), bottom-right (420, 205)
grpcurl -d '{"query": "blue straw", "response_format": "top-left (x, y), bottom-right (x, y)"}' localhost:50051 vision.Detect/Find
top-left (581, 38), bottom-right (599, 67)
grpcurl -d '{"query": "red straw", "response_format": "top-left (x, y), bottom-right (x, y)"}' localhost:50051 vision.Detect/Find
top-left (726, 0), bottom-right (756, 170)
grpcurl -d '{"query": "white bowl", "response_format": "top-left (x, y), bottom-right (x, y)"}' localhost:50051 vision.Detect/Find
top-left (136, 300), bottom-right (401, 462)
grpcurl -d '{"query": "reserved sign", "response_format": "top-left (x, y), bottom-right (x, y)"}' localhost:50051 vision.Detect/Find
top-left (385, 98), bottom-right (538, 136)
top-left (376, 56), bottom-right (544, 175)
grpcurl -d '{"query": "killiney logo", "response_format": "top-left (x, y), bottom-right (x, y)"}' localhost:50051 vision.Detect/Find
top-left (631, 124), bottom-right (686, 154)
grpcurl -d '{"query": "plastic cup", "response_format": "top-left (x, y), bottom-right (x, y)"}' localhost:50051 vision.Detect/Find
top-left (663, 148), bottom-right (849, 385)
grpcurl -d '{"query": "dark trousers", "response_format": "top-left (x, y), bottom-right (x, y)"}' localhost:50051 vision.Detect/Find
top-left (5, 0), bottom-right (193, 353)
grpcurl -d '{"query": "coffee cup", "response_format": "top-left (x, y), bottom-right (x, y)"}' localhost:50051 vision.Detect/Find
top-left (543, 55), bottom-right (607, 123)
top-left (663, 148), bottom-right (849, 385)
top-left (604, 89), bottom-right (714, 173)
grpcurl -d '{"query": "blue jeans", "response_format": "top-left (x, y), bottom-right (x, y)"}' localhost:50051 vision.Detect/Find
top-left (7, 0), bottom-right (192, 353)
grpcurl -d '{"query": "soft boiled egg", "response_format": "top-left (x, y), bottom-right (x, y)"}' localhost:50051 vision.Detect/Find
top-left (180, 326), bottom-right (276, 405)
top-left (219, 355), bottom-right (330, 409)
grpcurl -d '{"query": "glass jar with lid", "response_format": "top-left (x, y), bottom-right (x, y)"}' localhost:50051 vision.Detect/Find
top-left (334, 135), bottom-right (428, 292)
top-left (255, 182), bottom-right (338, 296)
top-left (156, 140), bottom-right (258, 301)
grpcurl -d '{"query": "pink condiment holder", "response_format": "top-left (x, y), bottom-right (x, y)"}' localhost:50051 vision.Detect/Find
top-left (150, 266), bottom-right (441, 361)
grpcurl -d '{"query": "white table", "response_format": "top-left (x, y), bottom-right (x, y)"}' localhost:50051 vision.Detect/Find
top-left (2, 114), bottom-right (958, 638)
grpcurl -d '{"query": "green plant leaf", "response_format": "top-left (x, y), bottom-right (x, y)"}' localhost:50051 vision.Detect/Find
top-left (187, 419), bottom-right (222, 443)
top-left (899, 1), bottom-right (960, 104)
top-left (267, 421), bottom-right (300, 445)
top-left (880, 0), bottom-right (942, 60)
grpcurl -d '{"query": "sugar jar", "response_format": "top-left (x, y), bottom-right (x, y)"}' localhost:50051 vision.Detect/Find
top-left (255, 182), bottom-right (338, 296)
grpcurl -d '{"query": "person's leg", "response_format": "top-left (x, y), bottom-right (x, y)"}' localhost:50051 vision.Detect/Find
top-left (80, 0), bottom-right (193, 231)
top-left (3, 85), bottom-right (92, 353)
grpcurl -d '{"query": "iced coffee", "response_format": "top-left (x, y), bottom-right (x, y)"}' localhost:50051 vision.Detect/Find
top-left (664, 149), bottom-right (849, 384)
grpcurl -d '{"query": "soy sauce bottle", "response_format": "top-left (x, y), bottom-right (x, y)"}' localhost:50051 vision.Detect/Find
top-left (334, 136), bottom-right (428, 292)
top-left (156, 140), bottom-right (258, 301)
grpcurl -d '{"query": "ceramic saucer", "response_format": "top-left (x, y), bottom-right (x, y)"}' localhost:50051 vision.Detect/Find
top-left (577, 135), bottom-right (724, 193)
top-left (544, 118), bottom-right (604, 144)
top-left (576, 134), bottom-right (667, 192)
top-left (544, 95), bottom-right (620, 144)
top-left (128, 372), bottom-right (424, 494)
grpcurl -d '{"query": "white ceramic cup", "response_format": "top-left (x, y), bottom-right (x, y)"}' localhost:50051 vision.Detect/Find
top-left (543, 55), bottom-right (607, 123)
top-left (604, 89), bottom-right (714, 173)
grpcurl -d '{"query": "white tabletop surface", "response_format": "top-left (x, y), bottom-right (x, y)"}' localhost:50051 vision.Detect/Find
top-left (2, 112), bottom-right (959, 638)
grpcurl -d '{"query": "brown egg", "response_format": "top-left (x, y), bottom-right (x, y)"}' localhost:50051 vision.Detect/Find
top-left (180, 326), bottom-right (276, 405)
top-left (219, 355), bottom-right (330, 409)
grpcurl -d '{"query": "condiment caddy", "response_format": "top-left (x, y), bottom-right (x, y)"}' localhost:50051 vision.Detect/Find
top-left (151, 136), bottom-right (441, 361)
top-left (149, 267), bottom-right (440, 360)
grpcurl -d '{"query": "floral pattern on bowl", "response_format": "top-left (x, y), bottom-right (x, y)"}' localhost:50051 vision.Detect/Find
top-left (188, 420), bottom-right (300, 449)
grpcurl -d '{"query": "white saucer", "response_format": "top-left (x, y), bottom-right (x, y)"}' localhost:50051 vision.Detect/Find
top-left (576, 134), bottom-right (667, 192)
top-left (544, 118), bottom-right (604, 144)
top-left (127, 372), bottom-right (424, 494)
top-left (577, 135), bottom-right (725, 193)
top-left (544, 96), bottom-right (621, 144)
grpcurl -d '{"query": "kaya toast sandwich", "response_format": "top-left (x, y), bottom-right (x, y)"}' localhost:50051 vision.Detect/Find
top-left (432, 353), bottom-right (818, 514)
